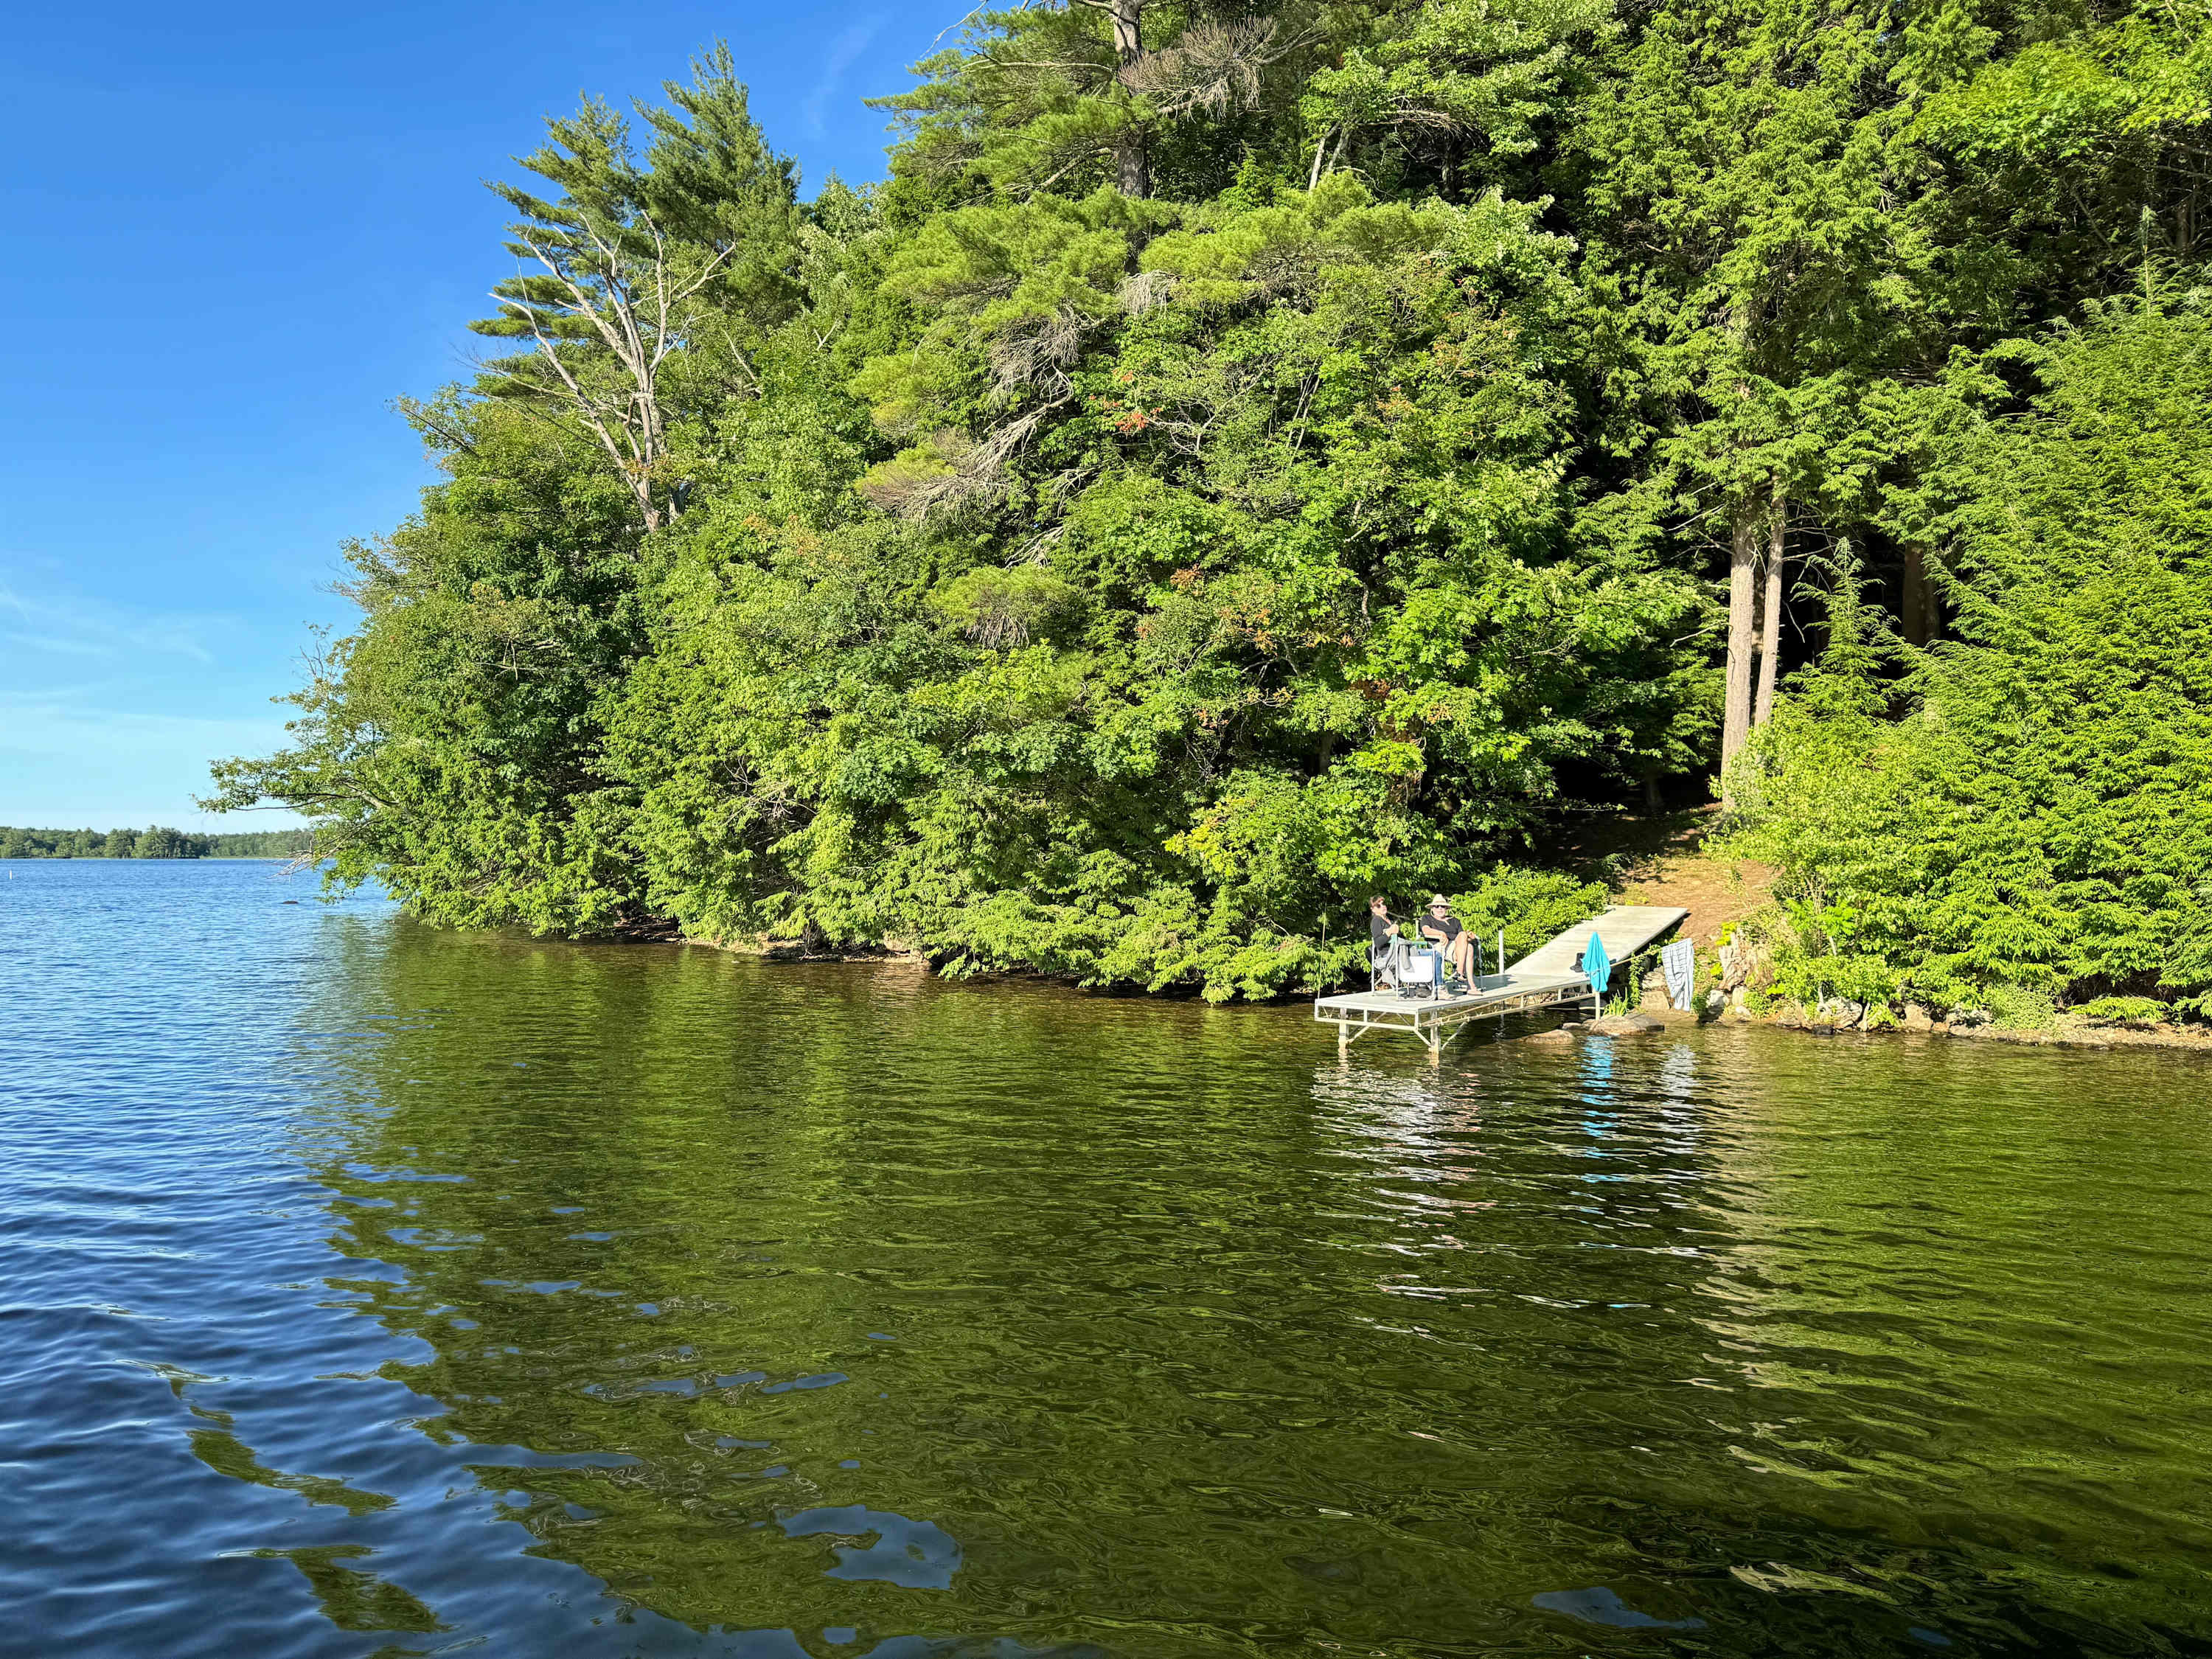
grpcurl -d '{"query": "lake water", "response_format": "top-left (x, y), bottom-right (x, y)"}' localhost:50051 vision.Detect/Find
top-left (4, 859), bottom-right (2210, 1657)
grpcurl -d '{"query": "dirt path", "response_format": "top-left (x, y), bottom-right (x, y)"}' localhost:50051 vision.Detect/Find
top-left (1560, 806), bottom-right (1773, 946)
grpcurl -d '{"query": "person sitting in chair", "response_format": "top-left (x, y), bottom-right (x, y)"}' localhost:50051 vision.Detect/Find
top-left (1419, 894), bottom-right (1477, 990)
top-left (1370, 897), bottom-right (1439, 997)
top-left (1368, 896), bottom-right (1406, 987)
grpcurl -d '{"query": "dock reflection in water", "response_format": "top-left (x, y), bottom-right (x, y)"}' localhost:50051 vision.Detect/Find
top-left (5, 860), bottom-right (2211, 1657)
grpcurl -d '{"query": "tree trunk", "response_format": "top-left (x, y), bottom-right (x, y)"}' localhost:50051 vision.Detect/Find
top-left (1105, 0), bottom-right (1141, 63)
top-left (1116, 136), bottom-right (1150, 198)
top-left (1753, 493), bottom-right (1787, 727)
top-left (1720, 506), bottom-right (1759, 800)
top-left (1107, 0), bottom-right (1150, 198)
top-left (1901, 541), bottom-right (1934, 645)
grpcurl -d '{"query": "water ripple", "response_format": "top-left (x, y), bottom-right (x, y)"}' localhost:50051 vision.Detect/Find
top-left (4, 861), bottom-right (2211, 1655)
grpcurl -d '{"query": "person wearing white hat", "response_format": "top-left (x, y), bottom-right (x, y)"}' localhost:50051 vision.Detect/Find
top-left (1417, 893), bottom-right (1476, 990)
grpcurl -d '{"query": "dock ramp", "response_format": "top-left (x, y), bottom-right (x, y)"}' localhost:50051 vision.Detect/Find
top-left (1313, 904), bottom-right (1688, 1054)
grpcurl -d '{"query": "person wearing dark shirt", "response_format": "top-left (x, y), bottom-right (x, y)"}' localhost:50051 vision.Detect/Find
top-left (1367, 895), bottom-right (1408, 987)
top-left (1419, 894), bottom-right (1477, 987)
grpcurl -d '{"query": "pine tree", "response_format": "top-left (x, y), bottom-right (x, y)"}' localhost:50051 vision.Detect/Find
top-left (467, 46), bottom-right (799, 532)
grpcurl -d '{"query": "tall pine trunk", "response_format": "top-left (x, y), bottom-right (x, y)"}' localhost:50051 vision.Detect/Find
top-left (1107, 0), bottom-right (1150, 197)
top-left (1900, 542), bottom-right (1935, 645)
top-left (1116, 136), bottom-right (1150, 199)
top-left (1720, 506), bottom-right (1759, 800)
top-left (1753, 493), bottom-right (1787, 727)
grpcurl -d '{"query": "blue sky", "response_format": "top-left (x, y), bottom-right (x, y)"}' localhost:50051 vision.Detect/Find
top-left (0, 0), bottom-right (945, 830)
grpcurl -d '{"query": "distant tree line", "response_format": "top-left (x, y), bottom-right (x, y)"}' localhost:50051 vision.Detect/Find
top-left (0, 826), bottom-right (314, 860)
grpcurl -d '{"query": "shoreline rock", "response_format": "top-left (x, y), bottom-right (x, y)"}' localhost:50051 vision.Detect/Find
top-left (1724, 1007), bottom-right (2208, 1052)
top-left (672, 934), bottom-right (2211, 1051)
top-left (1587, 1012), bottom-right (1665, 1037)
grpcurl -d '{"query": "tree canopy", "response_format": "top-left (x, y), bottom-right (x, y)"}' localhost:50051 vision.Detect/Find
top-left (209, 0), bottom-right (2212, 1015)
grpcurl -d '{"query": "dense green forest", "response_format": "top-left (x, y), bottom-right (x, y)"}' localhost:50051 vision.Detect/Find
top-left (209, 0), bottom-right (2212, 1018)
top-left (2, 827), bottom-right (313, 860)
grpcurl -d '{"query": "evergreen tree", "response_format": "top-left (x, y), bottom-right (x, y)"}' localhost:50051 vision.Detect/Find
top-left (204, 4), bottom-right (2212, 1014)
top-left (467, 46), bottom-right (800, 533)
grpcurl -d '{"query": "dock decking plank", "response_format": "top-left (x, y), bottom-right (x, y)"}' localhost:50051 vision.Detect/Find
top-left (1314, 970), bottom-right (1587, 1020)
top-left (1509, 905), bottom-right (1690, 975)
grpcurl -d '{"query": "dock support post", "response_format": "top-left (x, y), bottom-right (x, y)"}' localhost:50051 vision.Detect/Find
top-left (1338, 1019), bottom-right (1350, 1055)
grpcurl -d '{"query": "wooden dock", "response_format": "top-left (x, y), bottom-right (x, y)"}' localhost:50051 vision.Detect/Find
top-left (1313, 905), bottom-right (1689, 1054)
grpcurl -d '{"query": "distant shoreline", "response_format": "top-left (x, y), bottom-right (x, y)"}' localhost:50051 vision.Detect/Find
top-left (0, 855), bottom-right (302, 863)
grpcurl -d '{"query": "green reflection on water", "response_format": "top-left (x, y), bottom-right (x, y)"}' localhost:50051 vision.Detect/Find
top-left (246, 1545), bottom-right (445, 1638)
top-left (294, 919), bottom-right (2212, 1655)
top-left (187, 1404), bottom-right (397, 1518)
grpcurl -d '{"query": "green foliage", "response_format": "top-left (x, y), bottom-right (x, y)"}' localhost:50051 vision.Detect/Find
top-left (1915, 0), bottom-right (2212, 287)
top-left (209, 4), bottom-right (2212, 1010)
top-left (1731, 300), bottom-right (2212, 1018)
top-left (1984, 984), bottom-right (2059, 1033)
top-left (1304, 0), bottom-right (1616, 192)
top-left (207, 394), bottom-right (656, 934)
top-left (2077, 995), bottom-right (2171, 1028)
top-left (1437, 867), bottom-right (1613, 968)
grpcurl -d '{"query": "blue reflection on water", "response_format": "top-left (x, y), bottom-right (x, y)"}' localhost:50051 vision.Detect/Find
top-left (779, 1504), bottom-right (964, 1588)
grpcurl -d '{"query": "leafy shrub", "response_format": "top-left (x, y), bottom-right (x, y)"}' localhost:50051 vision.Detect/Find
top-left (1984, 984), bottom-right (2059, 1032)
top-left (1729, 301), bottom-right (2212, 1023)
top-left (2076, 996), bottom-right (2171, 1028)
top-left (1439, 867), bottom-right (1612, 972)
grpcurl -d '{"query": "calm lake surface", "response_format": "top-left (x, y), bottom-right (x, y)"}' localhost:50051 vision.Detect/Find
top-left (5, 860), bottom-right (2210, 1658)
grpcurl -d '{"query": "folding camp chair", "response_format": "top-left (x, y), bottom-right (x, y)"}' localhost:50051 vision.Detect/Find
top-left (1374, 939), bottom-right (1444, 999)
